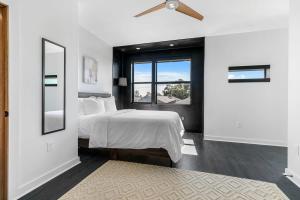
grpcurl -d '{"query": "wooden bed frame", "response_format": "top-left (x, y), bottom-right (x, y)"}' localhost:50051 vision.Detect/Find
top-left (78, 92), bottom-right (173, 167)
top-left (79, 138), bottom-right (173, 167)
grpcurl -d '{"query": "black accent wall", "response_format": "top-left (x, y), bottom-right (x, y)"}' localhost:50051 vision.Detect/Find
top-left (113, 38), bottom-right (205, 133)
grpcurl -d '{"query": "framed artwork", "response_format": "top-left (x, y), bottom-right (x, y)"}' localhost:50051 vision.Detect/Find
top-left (83, 56), bottom-right (98, 84)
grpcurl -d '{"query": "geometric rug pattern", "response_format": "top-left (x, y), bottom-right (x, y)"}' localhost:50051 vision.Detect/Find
top-left (59, 160), bottom-right (289, 200)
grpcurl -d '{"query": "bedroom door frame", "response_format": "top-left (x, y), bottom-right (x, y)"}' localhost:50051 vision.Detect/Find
top-left (0, 2), bottom-right (8, 200)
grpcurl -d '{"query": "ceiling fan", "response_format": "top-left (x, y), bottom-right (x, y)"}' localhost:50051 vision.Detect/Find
top-left (134, 0), bottom-right (204, 21)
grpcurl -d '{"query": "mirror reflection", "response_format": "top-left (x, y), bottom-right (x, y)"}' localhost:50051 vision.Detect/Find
top-left (42, 39), bottom-right (65, 135)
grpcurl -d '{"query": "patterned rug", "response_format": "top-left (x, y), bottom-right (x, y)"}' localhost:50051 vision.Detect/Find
top-left (59, 160), bottom-right (288, 200)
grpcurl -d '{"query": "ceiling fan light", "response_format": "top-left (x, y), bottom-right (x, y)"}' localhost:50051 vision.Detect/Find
top-left (166, 0), bottom-right (179, 10)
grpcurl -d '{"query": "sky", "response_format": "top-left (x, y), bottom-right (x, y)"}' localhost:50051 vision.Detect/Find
top-left (228, 69), bottom-right (265, 79)
top-left (133, 60), bottom-right (191, 96)
top-left (134, 60), bottom-right (191, 83)
top-left (133, 62), bottom-right (266, 96)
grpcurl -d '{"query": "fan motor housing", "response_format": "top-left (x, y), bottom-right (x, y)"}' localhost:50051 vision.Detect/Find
top-left (166, 0), bottom-right (179, 10)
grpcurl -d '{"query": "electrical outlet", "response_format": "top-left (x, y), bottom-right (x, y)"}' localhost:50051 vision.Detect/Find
top-left (47, 142), bottom-right (54, 152)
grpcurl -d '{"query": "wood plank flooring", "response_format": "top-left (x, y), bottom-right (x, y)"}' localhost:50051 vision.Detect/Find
top-left (20, 133), bottom-right (300, 200)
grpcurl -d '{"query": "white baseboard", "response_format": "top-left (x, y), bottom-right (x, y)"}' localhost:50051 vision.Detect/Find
top-left (204, 135), bottom-right (287, 147)
top-left (16, 157), bottom-right (81, 199)
top-left (285, 168), bottom-right (300, 188)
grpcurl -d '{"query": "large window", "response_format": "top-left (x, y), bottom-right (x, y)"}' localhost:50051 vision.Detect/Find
top-left (132, 59), bottom-right (191, 105)
top-left (156, 60), bottom-right (191, 105)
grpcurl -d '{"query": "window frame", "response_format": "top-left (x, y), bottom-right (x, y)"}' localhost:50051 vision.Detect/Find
top-left (131, 58), bottom-right (192, 105)
top-left (155, 58), bottom-right (192, 105)
top-left (228, 65), bottom-right (271, 83)
top-left (131, 61), bottom-right (153, 104)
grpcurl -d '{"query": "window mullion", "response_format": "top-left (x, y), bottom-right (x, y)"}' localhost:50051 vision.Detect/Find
top-left (131, 62), bottom-right (134, 103)
top-left (152, 60), bottom-right (156, 104)
top-left (155, 81), bottom-right (191, 84)
top-left (133, 82), bottom-right (152, 84)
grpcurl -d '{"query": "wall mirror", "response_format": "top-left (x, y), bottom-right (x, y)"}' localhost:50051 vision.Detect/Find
top-left (42, 38), bottom-right (66, 135)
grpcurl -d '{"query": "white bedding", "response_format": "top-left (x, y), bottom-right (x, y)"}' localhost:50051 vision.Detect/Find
top-left (45, 110), bottom-right (64, 132)
top-left (79, 109), bottom-right (184, 162)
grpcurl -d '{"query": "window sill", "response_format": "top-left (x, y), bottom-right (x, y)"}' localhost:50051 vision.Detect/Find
top-left (130, 102), bottom-right (192, 107)
top-left (228, 78), bottom-right (270, 83)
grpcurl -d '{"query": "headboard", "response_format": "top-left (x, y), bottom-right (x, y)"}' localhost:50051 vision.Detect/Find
top-left (78, 92), bottom-right (111, 98)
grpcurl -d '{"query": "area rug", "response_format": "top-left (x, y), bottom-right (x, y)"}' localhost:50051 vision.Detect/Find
top-left (59, 160), bottom-right (288, 200)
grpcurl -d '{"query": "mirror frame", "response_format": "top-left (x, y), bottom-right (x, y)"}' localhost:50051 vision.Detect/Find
top-left (42, 38), bottom-right (66, 135)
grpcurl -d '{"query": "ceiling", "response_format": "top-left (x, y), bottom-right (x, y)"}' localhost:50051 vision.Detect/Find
top-left (79, 0), bottom-right (289, 47)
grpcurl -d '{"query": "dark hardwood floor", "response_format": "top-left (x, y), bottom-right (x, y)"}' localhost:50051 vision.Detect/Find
top-left (20, 133), bottom-right (300, 200)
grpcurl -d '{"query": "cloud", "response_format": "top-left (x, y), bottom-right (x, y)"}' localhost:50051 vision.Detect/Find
top-left (134, 71), bottom-right (189, 82)
top-left (228, 73), bottom-right (246, 79)
top-left (134, 72), bottom-right (151, 82)
top-left (157, 72), bottom-right (189, 81)
top-left (134, 84), bottom-right (151, 96)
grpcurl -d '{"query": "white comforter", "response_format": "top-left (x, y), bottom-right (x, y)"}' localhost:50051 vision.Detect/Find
top-left (45, 110), bottom-right (64, 132)
top-left (79, 109), bottom-right (184, 162)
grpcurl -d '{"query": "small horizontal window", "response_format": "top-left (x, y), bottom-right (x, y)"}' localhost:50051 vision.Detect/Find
top-left (45, 75), bottom-right (58, 86)
top-left (228, 65), bottom-right (270, 83)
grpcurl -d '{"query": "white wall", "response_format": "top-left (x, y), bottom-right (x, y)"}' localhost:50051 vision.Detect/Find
top-left (78, 26), bottom-right (112, 94)
top-left (204, 29), bottom-right (288, 147)
top-left (6, 0), bottom-right (80, 199)
top-left (286, 0), bottom-right (300, 187)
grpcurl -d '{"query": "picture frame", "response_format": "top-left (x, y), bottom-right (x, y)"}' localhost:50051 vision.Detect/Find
top-left (83, 56), bottom-right (98, 84)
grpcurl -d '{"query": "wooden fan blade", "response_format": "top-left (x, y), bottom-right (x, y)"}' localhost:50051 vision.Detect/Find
top-left (134, 2), bottom-right (166, 17)
top-left (176, 2), bottom-right (204, 21)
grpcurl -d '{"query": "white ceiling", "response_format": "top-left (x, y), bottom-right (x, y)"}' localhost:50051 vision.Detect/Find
top-left (79, 0), bottom-right (289, 47)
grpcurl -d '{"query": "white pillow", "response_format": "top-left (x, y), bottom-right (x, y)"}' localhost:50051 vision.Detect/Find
top-left (82, 98), bottom-right (105, 115)
top-left (89, 96), bottom-right (97, 100)
top-left (78, 98), bottom-right (85, 116)
top-left (99, 96), bottom-right (117, 112)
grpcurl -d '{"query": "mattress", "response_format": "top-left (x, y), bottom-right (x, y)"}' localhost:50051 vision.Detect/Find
top-left (79, 109), bottom-right (184, 162)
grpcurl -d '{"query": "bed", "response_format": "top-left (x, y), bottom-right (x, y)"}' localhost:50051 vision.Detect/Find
top-left (78, 92), bottom-right (184, 165)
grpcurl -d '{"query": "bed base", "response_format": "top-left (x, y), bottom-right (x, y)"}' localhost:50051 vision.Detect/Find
top-left (79, 138), bottom-right (173, 167)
